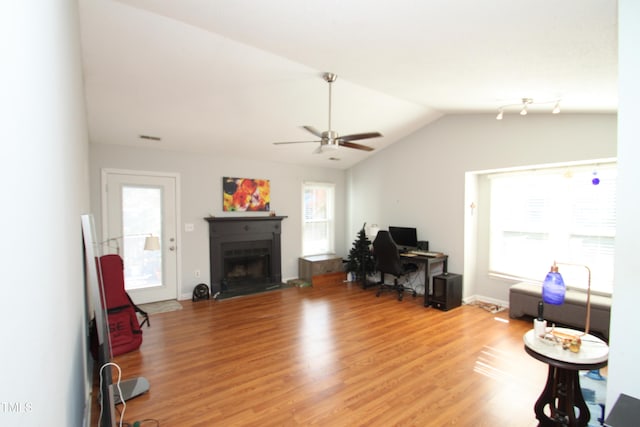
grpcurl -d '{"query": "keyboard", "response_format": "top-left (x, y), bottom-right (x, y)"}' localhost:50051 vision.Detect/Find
top-left (408, 250), bottom-right (442, 257)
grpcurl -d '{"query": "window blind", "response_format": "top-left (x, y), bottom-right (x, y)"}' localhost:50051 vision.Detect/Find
top-left (489, 163), bottom-right (616, 294)
top-left (302, 182), bottom-right (335, 256)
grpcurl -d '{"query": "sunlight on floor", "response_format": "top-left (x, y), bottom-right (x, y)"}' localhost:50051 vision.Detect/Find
top-left (473, 345), bottom-right (521, 383)
top-left (298, 300), bottom-right (336, 377)
top-left (474, 344), bottom-right (542, 426)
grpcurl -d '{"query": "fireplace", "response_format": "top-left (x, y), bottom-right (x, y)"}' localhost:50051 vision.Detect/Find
top-left (221, 240), bottom-right (271, 290)
top-left (205, 216), bottom-right (286, 295)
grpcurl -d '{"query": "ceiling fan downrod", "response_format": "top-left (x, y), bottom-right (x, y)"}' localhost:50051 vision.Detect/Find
top-left (324, 72), bottom-right (337, 133)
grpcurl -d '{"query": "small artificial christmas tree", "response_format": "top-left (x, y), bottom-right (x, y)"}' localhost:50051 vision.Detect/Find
top-left (346, 223), bottom-right (376, 286)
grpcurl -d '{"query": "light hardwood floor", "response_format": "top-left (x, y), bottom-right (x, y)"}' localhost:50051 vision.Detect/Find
top-left (106, 283), bottom-right (549, 426)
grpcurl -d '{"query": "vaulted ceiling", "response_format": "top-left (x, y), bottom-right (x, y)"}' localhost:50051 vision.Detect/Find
top-left (79, 0), bottom-right (617, 169)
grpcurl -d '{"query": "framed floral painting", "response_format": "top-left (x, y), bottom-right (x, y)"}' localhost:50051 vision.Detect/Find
top-left (223, 177), bottom-right (270, 212)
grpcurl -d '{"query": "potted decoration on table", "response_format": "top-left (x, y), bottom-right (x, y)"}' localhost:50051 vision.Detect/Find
top-left (346, 223), bottom-right (376, 288)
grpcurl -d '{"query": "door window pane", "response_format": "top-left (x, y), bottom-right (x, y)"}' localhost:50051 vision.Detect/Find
top-left (122, 186), bottom-right (162, 290)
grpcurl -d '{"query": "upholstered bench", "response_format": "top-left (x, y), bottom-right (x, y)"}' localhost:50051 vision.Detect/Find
top-left (509, 282), bottom-right (611, 340)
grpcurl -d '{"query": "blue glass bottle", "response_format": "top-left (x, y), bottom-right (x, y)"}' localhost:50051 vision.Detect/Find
top-left (542, 264), bottom-right (566, 305)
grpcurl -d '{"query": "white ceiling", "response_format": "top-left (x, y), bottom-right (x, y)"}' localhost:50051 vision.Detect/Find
top-left (78, 0), bottom-right (618, 169)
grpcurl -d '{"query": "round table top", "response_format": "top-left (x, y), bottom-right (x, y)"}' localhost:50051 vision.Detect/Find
top-left (523, 327), bottom-right (609, 369)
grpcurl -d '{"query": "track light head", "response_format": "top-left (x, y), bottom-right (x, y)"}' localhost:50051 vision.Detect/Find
top-left (521, 98), bottom-right (533, 115)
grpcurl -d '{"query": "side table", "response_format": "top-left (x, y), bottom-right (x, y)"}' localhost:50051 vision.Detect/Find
top-left (523, 328), bottom-right (609, 427)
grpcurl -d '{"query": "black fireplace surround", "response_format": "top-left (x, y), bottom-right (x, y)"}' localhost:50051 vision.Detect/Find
top-left (205, 216), bottom-right (286, 295)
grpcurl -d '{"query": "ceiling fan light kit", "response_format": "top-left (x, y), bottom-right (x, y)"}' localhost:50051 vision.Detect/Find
top-left (496, 97), bottom-right (561, 120)
top-left (274, 72), bottom-right (382, 154)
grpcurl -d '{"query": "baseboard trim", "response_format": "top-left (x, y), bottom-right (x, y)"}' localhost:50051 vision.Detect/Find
top-left (464, 294), bottom-right (509, 308)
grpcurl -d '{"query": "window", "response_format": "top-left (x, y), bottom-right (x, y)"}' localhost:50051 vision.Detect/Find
top-left (302, 182), bottom-right (335, 256)
top-left (122, 185), bottom-right (162, 290)
top-left (489, 162), bottom-right (616, 294)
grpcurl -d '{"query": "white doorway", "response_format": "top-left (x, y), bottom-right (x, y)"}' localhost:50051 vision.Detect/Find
top-left (102, 169), bottom-right (180, 304)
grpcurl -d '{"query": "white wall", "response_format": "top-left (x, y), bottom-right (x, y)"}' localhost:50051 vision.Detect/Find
top-left (89, 144), bottom-right (347, 298)
top-left (347, 114), bottom-right (617, 301)
top-left (0, 1), bottom-right (90, 425)
top-left (605, 0), bottom-right (640, 412)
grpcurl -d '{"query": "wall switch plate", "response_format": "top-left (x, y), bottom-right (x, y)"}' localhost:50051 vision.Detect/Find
top-left (185, 223), bottom-right (194, 232)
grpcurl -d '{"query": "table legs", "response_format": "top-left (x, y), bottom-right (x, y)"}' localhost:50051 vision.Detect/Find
top-left (534, 365), bottom-right (590, 427)
top-left (422, 257), bottom-right (448, 307)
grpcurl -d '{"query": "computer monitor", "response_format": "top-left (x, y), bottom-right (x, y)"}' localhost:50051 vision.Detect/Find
top-left (388, 226), bottom-right (418, 250)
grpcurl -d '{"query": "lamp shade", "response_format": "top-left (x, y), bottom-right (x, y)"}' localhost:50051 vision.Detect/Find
top-left (366, 223), bottom-right (380, 240)
top-left (144, 235), bottom-right (160, 251)
top-left (542, 263), bottom-right (565, 305)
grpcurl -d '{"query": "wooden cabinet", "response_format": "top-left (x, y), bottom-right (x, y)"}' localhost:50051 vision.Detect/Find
top-left (298, 254), bottom-right (345, 286)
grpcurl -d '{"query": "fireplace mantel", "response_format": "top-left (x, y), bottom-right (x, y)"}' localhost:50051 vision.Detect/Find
top-left (205, 216), bottom-right (287, 294)
top-left (205, 215), bottom-right (287, 225)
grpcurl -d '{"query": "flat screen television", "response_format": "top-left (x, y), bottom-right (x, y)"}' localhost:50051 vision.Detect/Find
top-left (82, 214), bottom-right (117, 427)
top-left (388, 226), bottom-right (418, 250)
top-left (82, 214), bottom-right (150, 426)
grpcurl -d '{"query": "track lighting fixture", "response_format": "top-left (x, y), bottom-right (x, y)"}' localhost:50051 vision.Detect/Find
top-left (496, 97), bottom-right (561, 120)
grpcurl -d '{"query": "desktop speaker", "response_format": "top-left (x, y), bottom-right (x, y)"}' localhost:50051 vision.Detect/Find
top-left (417, 241), bottom-right (429, 251)
top-left (431, 273), bottom-right (462, 311)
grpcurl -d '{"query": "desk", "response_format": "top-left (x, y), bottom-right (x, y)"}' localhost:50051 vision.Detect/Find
top-left (400, 253), bottom-right (448, 307)
top-left (523, 328), bottom-right (609, 426)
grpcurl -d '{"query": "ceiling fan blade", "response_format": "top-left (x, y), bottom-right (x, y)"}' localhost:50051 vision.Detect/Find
top-left (339, 141), bottom-right (375, 151)
top-left (273, 140), bottom-right (320, 145)
top-left (302, 126), bottom-right (323, 138)
top-left (338, 132), bottom-right (382, 142)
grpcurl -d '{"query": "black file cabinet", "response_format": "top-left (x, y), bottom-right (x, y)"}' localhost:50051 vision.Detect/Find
top-left (431, 273), bottom-right (462, 311)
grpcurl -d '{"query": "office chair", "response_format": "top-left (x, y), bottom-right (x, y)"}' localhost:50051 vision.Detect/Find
top-left (372, 230), bottom-right (418, 301)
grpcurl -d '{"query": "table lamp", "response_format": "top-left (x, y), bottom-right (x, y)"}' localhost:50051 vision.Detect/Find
top-left (542, 262), bottom-right (566, 305)
top-left (542, 261), bottom-right (592, 336)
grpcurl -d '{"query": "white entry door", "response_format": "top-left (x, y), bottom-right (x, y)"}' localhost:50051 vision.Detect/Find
top-left (102, 169), bottom-right (179, 304)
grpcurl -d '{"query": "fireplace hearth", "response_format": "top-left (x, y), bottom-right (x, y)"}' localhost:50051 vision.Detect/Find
top-left (206, 216), bottom-right (287, 296)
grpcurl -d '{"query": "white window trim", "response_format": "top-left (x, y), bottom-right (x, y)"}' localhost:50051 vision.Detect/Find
top-left (302, 181), bottom-right (335, 256)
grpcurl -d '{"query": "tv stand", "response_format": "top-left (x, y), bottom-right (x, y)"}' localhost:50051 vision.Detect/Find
top-left (112, 376), bottom-right (150, 404)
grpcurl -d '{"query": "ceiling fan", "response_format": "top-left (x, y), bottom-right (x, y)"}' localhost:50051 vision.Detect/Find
top-left (274, 72), bottom-right (382, 154)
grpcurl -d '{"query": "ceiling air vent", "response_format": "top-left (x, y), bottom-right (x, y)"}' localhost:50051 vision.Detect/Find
top-left (139, 134), bottom-right (162, 141)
